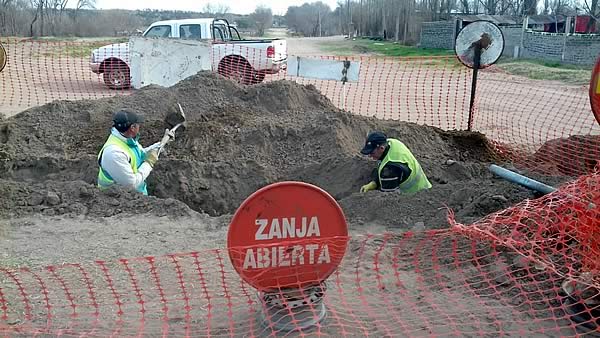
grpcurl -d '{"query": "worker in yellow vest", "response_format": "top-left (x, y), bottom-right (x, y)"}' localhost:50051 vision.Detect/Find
top-left (97, 110), bottom-right (173, 195)
top-left (360, 131), bottom-right (432, 193)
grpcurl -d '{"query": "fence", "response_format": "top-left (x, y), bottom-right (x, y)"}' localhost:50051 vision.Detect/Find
top-left (0, 38), bottom-right (599, 336)
top-left (2, 38), bottom-right (598, 176)
top-left (0, 172), bottom-right (598, 336)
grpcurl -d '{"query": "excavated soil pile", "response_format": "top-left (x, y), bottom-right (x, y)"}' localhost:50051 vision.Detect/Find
top-left (0, 71), bottom-right (571, 228)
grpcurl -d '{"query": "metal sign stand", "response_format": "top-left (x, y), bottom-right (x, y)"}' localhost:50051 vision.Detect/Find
top-left (454, 20), bottom-right (505, 132)
top-left (467, 44), bottom-right (482, 131)
top-left (259, 283), bottom-right (327, 332)
top-left (226, 182), bottom-right (349, 335)
top-left (341, 59), bottom-right (351, 111)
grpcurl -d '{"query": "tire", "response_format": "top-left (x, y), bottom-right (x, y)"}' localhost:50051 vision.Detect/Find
top-left (218, 56), bottom-right (254, 85)
top-left (252, 71), bottom-right (266, 84)
top-left (102, 60), bottom-right (130, 90)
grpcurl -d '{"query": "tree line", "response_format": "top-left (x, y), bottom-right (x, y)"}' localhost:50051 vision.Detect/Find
top-left (0, 1), bottom-right (277, 37)
top-left (1, 0), bottom-right (597, 40)
top-left (286, 0), bottom-right (598, 42)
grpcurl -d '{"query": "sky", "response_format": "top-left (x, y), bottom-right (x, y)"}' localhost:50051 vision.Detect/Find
top-left (91, 0), bottom-right (341, 16)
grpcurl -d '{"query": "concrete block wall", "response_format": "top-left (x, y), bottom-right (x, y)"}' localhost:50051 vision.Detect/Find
top-left (563, 34), bottom-right (600, 65)
top-left (419, 21), bottom-right (456, 49)
top-left (521, 31), bottom-right (600, 65)
top-left (521, 31), bottom-right (564, 62)
top-left (499, 26), bottom-right (523, 57)
top-left (419, 20), bottom-right (600, 66)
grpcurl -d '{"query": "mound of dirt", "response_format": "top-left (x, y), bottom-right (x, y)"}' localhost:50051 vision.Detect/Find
top-left (0, 179), bottom-right (194, 219)
top-left (0, 71), bottom-right (573, 228)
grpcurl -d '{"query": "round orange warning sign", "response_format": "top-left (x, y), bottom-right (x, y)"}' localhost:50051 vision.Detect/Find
top-left (227, 182), bottom-right (349, 292)
top-left (590, 55), bottom-right (600, 126)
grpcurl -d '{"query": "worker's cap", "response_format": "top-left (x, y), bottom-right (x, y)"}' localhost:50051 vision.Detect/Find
top-left (360, 131), bottom-right (387, 155)
top-left (112, 110), bottom-right (145, 132)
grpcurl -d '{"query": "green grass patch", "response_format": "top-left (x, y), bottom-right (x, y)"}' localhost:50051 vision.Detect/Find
top-left (496, 59), bottom-right (592, 85)
top-left (319, 38), bottom-right (454, 57)
top-left (34, 38), bottom-right (127, 58)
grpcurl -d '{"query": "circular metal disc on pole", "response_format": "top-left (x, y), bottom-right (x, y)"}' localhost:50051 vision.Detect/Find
top-left (0, 42), bottom-right (7, 73)
top-left (227, 181), bottom-right (349, 292)
top-left (590, 55), bottom-right (600, 126)
top-left (454, 20), bottom-right (505, 69)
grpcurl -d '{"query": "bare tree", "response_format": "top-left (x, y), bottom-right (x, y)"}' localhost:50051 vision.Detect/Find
top-left (29, 0), bottom-right (44, 36)
top-left (202, 3), bottom-right (230, 15)
top-left (76, 0), bottom-right (95, 10)
top-left (0, 0), bottom-right (15, 34)
top-left (72, 0), bottom-right (95, 26)
top-left (286, 2), bottom-right (336, 37)
top-left (250, 5), bottom-right (272, 36)
top-left (583, 0), bottom-right (599, 32)
top-left (550, 0), bottom-right (574, 14)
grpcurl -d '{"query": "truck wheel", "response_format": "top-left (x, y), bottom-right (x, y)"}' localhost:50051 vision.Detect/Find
top-left (102, 60), bottom-right (130, 90)
top-left (218, 57), bottom-right (254, 85)
top-left (251, 71), bottom-right (266, 84)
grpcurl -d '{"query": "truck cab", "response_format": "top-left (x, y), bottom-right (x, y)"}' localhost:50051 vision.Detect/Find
top-left (142, 18), bottom-right (237, 40)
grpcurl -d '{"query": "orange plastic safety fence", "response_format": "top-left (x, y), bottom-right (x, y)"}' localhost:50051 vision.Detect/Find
top-left (2, 39), bottom-right (598, 177)
top-left (0, 38), bottom-right (131, 116)
top-left (0, 223), bottom-right (598, 336)
top-left (0, 39), bottom-right (598, 336)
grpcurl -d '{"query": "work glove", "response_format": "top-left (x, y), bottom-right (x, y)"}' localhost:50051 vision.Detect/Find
top-left (145, 149), bottom-right (160, 167)
top-left (160, 128), bottom-right (176, 145)
top-left (360, 181), bottom-right (378, 193)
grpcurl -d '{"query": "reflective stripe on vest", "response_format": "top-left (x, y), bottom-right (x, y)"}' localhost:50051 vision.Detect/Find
top-left (377, 138), bottom-right (432, 194)
top-left (97, 134), bottom-right (147, 194)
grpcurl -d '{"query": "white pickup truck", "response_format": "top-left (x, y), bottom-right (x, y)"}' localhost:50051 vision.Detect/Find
top-left (90, 18), bottom-right (287, 89)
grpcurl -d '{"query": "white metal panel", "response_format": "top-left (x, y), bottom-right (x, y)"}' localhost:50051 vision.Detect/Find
top-left (130, 37), bottom-right (213, 89)
top-left (286, 56), bottom-right (360, 82)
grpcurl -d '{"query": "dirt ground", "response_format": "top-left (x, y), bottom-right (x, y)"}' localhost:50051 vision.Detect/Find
top-left (0, 67), bottom-right (590, 336)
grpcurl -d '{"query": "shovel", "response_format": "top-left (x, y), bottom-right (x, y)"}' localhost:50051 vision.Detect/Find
top-left (158, 103), bottom-right (186, 155)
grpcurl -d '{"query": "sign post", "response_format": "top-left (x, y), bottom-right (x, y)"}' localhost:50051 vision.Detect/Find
top-left (454, 20), bottom-right (505, 131)
top-left (227, 181), bottom-right (349, 332)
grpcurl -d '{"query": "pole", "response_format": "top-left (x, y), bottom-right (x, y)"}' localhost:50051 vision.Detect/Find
top-left (489, 164), bottom-right (557, 195)
top-left (467, 44), bottom-right (481, 131)
top-left (341, 59), bottom-right (350, 111)
top-left (347, 0), bottom-right (351, 37)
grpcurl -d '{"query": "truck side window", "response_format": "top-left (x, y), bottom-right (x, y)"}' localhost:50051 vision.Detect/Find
top-left (180, 25), bottom-right (202, 39)
top-left (144, 25), bottom-right (171, 38)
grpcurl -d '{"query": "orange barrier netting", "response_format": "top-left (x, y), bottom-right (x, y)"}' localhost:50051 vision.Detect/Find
top-left (0, 39), bottom-right (599, 336)
top-left (1, 39), bottom-right (598, 177)
top-left (0, 169), bottom-right (598, 336)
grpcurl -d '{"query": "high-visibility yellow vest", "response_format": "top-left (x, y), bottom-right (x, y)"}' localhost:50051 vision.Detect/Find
top-left (378, 138), bottom-right (432, 193)
top-left (97, 134), bottom-right (148, 195)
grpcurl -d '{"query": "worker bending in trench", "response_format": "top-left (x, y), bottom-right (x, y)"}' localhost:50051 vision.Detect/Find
top-left (97, 110), bottom-right (174, 195)
top-left (360, 131), bottom-right (432, 193)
